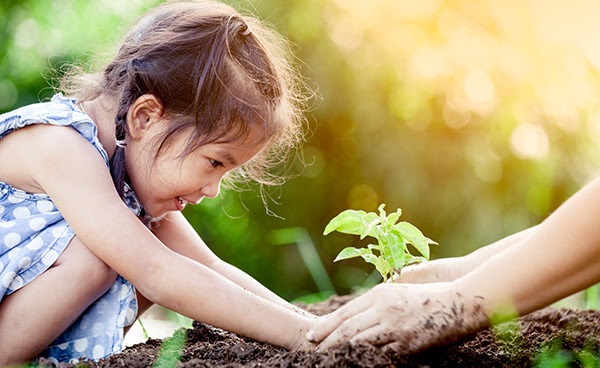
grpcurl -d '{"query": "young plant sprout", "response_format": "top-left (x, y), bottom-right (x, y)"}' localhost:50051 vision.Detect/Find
top-left (324, 204), bottom-right (438, 282)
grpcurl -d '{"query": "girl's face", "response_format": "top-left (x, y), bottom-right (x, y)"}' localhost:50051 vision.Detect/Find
top-left (125, 119), bottom-right (264, 218)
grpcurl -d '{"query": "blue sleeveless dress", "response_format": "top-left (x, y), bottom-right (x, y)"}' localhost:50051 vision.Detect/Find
top-left (0, 94), bottom-right (139, 363)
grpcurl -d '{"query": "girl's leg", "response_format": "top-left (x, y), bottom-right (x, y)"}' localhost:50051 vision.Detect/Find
top-left (0, 236), bottom-right (117, 365)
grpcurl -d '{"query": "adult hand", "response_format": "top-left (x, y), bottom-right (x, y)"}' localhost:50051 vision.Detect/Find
top-left (306, 282), bottom-right (488, 354)
top-left (395, 257), bottom-right (466, 284)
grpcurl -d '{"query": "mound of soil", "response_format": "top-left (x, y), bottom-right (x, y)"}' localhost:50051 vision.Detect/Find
top-left (37, 295), bottom-right (600, 368)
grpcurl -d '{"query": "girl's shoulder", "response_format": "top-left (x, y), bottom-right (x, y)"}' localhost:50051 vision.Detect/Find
top-left (0, 94), bottom-right (109, 165)
top-left (1, 94), bottom-right (84, 127)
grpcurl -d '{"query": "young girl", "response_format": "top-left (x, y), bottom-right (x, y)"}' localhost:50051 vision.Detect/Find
top-left (0, 0), bottom-right (317, 364)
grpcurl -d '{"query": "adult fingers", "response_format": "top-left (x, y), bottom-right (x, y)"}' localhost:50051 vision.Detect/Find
top-left (349, 324), bottom-right (395, 347)
top-left (306, 297), bottom-right (371, 344)
top-left (381, 341), bottom-right (404, 353)
top-left (349, 316), bottom-right (431, 354)
top-left (315, 310), bottom-right (379, 352)
top-left (381, 338), bottom-right (425, 355)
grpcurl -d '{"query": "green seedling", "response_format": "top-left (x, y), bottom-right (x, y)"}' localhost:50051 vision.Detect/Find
top-left (152, 328), bottom-right (187, 368)
top-left (324, 204), bottom-right (437, 282)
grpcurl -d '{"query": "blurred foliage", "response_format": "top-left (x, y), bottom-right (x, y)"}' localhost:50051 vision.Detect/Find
top-left (3, 0), bottom-right (600, 300)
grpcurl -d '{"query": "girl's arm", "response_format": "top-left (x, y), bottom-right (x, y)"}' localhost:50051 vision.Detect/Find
top-left (309, 177), bottom-right (600, 353)
top-left (151, 211), bottom-right (312, 316)
top-left (397, 225), bottom-right (539, 284)
top-left (29, 125), bottom-right (314, 350)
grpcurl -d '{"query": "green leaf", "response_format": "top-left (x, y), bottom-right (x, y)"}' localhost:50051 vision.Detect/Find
top-left (378, 203), bottom-right (387, 218)
top-left (367, 243), bottom-right (383, 252)
top-left (384, 229), bottom-right (406, 271)
top-left (361, 253), bottom-right (378, 265)
top-left (386, 208), bottom-right (402, 226)
top-left (334, 247), bottom-right (372, 262)
top-left (360, 212), bottom-right (381, 240)
top-left (395, 221), bottom-right (432, 260)
top-left (323, 209), bottom-right (367, 236)
top-left (360, 253), bottom-right (391, 281)
top-left (324, 204), bottom-right (439, 284)
top-left (375, 257), bottom-right (392, 282)
top-left (426, 237), bottom-right (439, 245)
top-left (405, 253), bottom-right (426, 265)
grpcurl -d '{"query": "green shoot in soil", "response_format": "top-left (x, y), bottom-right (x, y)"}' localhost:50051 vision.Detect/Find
top-left (324, 204), bottom-right (437, 282)
top-left (534, 338), bottom-right (600, 368)
top-left (152, 329), bottom-right (187, 368)
top-left (138, 319), bottom-right (150, 340)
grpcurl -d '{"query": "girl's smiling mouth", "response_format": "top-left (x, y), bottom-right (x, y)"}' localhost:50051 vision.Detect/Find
top-left (176, 196), bottom-right (186, 211)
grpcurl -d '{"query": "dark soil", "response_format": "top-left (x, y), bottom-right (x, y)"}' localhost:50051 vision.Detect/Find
top-left (36, 295), bottom-right (600, 368)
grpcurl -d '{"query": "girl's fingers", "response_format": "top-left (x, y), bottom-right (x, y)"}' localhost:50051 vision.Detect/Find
top-left (306, 298), bottom-right (371, 344)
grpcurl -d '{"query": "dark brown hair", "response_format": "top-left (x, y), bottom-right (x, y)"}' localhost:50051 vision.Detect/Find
top-left (62, 0), bottom-right (306, 201)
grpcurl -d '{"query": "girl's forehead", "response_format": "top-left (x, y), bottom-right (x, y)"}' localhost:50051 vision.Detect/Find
top-left (208, 124), bottom-right (268, 149)
top-left (209, 138), bottom-right (265, 157)
top-left (154, 116), bottom-right (268, 162)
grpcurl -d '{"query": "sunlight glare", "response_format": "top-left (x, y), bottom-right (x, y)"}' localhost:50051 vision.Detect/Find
top-left (410, 46), bottom-right (445, 79)
top-left (463, 69), bottom-right (496, 108)
top-left (510, 123), bottom-right (550, 160)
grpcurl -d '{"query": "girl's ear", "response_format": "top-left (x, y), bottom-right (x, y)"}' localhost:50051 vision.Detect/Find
top-left (127, 94), bottom-right (164, 140)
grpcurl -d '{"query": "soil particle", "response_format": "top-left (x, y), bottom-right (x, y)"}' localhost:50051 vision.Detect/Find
top-left (34, 295), bottom-right (600, 368)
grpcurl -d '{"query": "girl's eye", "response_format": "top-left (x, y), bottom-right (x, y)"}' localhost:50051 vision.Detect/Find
top-left (210, 159), bottom-right (224, 168)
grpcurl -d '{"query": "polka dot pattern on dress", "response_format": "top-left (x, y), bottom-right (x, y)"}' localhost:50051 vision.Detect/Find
top-left (0, 221), bottom-right (15, 229)
top-left (37, 200), bottom-right (54, 213)
top-left (2, 271), bottom-right (15, 288)
top-left (42, 249), bottom-right (59, 266)
top-left (13, 206), bottom-right (30, 219)
top-left (3, 232), bottom-right (21, 248)
top-left (29, 217), bottom-right (46, 231)
top-left (74, 338), bottom-right (89, 353)
top-left (26, 236), bottom-right (44, 250)
top-left (7, 195), bottom-right (24, 204)
top-left (92, 345), bottom-right (105, 360)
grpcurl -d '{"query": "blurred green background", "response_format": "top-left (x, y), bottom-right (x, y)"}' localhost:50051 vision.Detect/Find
top-left (3, 0), bottom-right (600, 302)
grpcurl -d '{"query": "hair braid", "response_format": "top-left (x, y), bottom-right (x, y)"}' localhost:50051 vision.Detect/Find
top-left (109, 59), bottom-right (146, 199)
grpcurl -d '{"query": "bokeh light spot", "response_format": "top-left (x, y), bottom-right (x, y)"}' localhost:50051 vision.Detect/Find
top-left (0, 80), bottom-right (18, 110)
top-left (347, 184), bottom-right (378, 212)
top-left (14, 18), bottom-right (40, 49)
top-left (510, 123), bottom-right (550, 159)
top-left (300, 147), bottom-right (325, 178)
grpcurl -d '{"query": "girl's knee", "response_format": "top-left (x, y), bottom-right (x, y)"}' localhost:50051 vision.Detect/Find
top-left (81, 254), bottom-right (118, 293)
top-left (56, 236), bottom-right (117, 296)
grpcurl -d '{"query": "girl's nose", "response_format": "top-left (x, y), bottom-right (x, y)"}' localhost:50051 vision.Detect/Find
top-left (203, 178), bottom-right (221, 199)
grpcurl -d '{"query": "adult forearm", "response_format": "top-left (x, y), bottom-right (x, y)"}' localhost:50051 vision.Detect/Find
top-left (463, 225), bottom-right (538, 267)
top-left (398, 225), bottom-right (539, 284)
top-left (456, 179), bottom-right (600, 319)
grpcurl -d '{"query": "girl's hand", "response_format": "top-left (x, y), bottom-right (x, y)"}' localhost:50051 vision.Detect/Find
top-left (306, 282), bottom-right (487, 354)
top-left (288, 315), bottom-right (321, 351)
